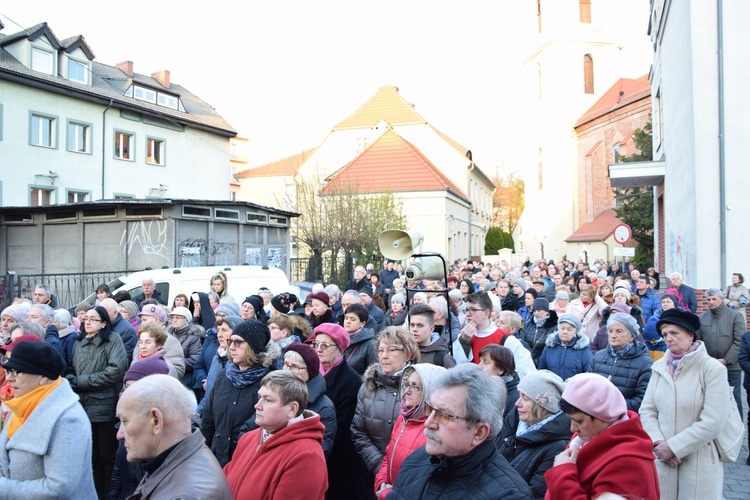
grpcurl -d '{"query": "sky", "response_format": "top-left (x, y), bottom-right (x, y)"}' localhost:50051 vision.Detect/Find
top-left (0, 1), bottom-right (653, 174)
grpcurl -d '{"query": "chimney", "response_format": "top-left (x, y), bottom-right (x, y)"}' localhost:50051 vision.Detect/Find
top-left (116, 60), bottom-right (133, 76)
top-left (151, 70), bottom-right (170, 89)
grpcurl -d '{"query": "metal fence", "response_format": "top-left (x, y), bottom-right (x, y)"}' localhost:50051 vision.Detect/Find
top-left (1, 271), bottom-right (131, 310)
top-left (289, 257), bottom-right (352, 287)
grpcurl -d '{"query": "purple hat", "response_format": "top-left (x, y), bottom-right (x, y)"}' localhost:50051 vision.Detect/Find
top-left (284, 342), bottom-right (320, 379)
top-left (308, 323), bottom-right (350, 352)
top-left (124, 354), bottom-right (171, 383)
top-left (309, 291), bottom-right (330, 305)
top-left (138, 304), bottom-right (167, 325)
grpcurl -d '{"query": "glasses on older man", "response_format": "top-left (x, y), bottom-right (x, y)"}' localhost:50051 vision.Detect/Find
top-left (424, 401), bottom-right (469, 425)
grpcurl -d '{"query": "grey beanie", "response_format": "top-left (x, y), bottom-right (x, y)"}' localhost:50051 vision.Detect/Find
top-left (222, 315), bottom-right (244, 331)
top-left (532, 297), bottom-right (550, 312)
top-left (518, 370), bottom-right (566, 413)
top-left (390, 294), bottom-right (406, 305)
top-left (555, 290), bottom-right (570, 300)
top-left (215, 301), bottom-right (241, 317)
top-left (607, 313), bottom-right (640, 338)
top-left (513, 278), bottom-right (527, 291)
top-left (613, 288), bottom-right (631, 301)
top-left (558, 313), bottom-right (582, 333)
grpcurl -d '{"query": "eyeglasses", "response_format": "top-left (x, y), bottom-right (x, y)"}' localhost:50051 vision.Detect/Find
top-left (465, 308), bottom-right (486, 315)
top-left (283, 362), bottom-right (307, 373)
top-left (84, 317), bottom-right (102, 323)
top-left (376, 346), bottom-right (404, 357)
top-left (401, 382), bottom-right (422, 393)
top-left (5, 368), bottom-right (22, 378)
top-left (229, 338), bottom-right (247, 348)
top-left (424, 401), bottom-right (469, 425)
top-left (311, 341), bottom-right (337, 350)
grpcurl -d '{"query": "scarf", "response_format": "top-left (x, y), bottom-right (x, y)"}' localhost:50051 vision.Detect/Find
top-left (607, 341), bottom-right (635, 358)
top-left (666, 341), bottom-right (701, 377)
top-left (399, 396), bottom-right (422, 421)
top-left (319, 355), bottom-right (343, 377)
top-left (6, 377), bottom-right (63, 439)
top-left (516, 411), bottom-right (561, 437)
top-left (533, 315), bottom-right (548, 327)
top-left (225, 362), bottom-right (269, 389)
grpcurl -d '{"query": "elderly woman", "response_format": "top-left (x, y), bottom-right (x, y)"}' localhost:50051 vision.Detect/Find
top-left (640, 308), bottom-right (732, 499)
top-left (352, 327), bottom-right (420, 487)
top-left (66, 305), bottom-right (129, 498)
top-left (726, 272), bottom-right (749, 317)
top-left (306, 323), bottom-right (362, 500)
top-left (374, 363), bottom-right (446, 499)
top-left (479, 344), bottom-right (520, 417)
top-left (642, 293), bottom-right (681, 360)
top-left (168, 306), bottom-right (205, 390)
top-left (200, 319), bottom-right (280, 467)
top-left (384, 294), bottom-right (407, 328)
top-left (0, 341), bottom-right (97, 498)
top-left (551, 290), bottom-right (571, 315)
top-left (195, 315), bottom-right (241, 421)
top-left (589, 314), bottom-right (652, 412)
top-left (498, 370), bottom-right (570, 499)
top-left (53, 308), bottom-right (78, 363)
top-left (590, 301), bottom-right (644, 353)
top-left (224, 371), bottom-right (328, 500)
top-left (210, 271), bottom-right (234, 304)
top-left (133, 323), bottom-right (181, 379)
top-left (538, 314), bottom-right (592, 381)
top-left (569, 284), bottom-right (608, 341)
top-left (544, 373), bottom-right (660, 499)
top-left (267, 314), bottom-right (302, 369)
top-left (0, 305), bottom-right (26, 346)
top-left (307, 291), bottom-right (335, 328)
top-left (118, 300), bottom-right (141, 332)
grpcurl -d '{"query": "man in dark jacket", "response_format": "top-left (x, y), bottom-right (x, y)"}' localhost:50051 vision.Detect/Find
top-left (359, 288), bottom-right (385, 332)
top-left (101, 298), bottom-right (137, 361)
top-left (388, 364), bottom-right (532, 499)
top-left (132, 277), bottom-right (167, 308)
top-left (344, 265), bottom-right (369, 292)
top-left (520, 298), bottom-right (559, 366)
top-left (669, 272), bottom-right (697, 313)
top-left (378, 260), bottom-right (400, 304)
top-left (26, 304), bottom-right (65, 360)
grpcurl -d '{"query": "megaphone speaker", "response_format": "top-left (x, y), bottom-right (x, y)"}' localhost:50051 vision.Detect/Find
top-left (378, 230), bottom-right (424, 260)
top-left (405, 256), bottom-right (444, 281)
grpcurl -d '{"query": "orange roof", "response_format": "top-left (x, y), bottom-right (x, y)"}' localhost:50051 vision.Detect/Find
top-left (320, 128), bottom-right (469, 202)
top-left (429, 125), bottom-right (471, 158)
top-left (565, 208), bottom-right (623, 242)
top-left (575, 75), bottom-right (650, 127)
top-left (234, 148), bottom-right (316, 178)
top-left (333, 85), bottom-right (427, 130)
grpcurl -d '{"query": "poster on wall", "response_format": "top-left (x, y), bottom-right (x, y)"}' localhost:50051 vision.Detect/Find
top-left (267, 247), bottom-right (283, 269)
top-left (245, 247), bottom-right (262, 266)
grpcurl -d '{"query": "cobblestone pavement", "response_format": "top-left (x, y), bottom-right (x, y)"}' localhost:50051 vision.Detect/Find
top-left (723, 387), bottom-right (749, 500)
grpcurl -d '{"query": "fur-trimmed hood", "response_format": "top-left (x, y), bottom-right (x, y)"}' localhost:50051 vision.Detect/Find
top-left (260, 340), bottom-right (283, 368)
top-left (169, 322), bottom-right (206, 339)
top-left (362, 362), bottom-right (403, 392)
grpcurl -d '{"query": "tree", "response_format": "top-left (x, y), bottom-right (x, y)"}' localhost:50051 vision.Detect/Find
top-left (492, 170), bottom-right (524, 233)
top-left (484, 227), bottom-right (515, 255)
top-left (614, 119), bottom-right (654, 268)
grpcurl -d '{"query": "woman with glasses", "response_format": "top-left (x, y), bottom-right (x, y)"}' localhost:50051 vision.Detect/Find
top-left (352, 326), bottom-right (420, 498)
top-left (374, 363), bottom-right (446, 499)
top-left (267, 314), bottom-right (302, 370)
top-left (200, 319), bottom-right (281, 467)
top-left (305, 323), bottom-right (362, 499)
top-left (65, 305), bottom-right (129, 498)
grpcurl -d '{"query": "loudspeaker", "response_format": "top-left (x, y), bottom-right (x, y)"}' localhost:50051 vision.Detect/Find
top-left (378, 230), bottom-right (424, 260)
top-left (405, 256), bottom-right (444, 281)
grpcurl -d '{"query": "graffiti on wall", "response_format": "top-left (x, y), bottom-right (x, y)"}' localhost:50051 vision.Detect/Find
top-left (177, 238), bottom-right (238, 267)
top-left (667, 230), bottom-right (695, 284)
top-left (120, 221), bottom-right (169, 262)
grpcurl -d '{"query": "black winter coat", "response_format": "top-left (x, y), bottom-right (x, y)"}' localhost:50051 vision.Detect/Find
top-left (345, 328), bottom-right (378, 376)
top-left (588, 341), bottom-right (653, 412)
top-left (387, 441), bottom-right (533, 499)
top-left (520, 311), bottom-right (559, 365)
top-left (200, 367), bottom-right (265, 467)
top-left (497, 412), bottom-right (571, 500)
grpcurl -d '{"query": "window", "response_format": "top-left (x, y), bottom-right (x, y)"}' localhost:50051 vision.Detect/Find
top-left (30, 187), bottom-right (54, 207)
top-left (613, 144), bottom-right (621, 163)
top-left (67, 190), bottom-right (89, 203)
top-left (68, 59), bottom-right (87, 83)
top-left (583, 54), bottom-right (594, 94)
top-left (114, 131), bottom-right (134, 160)
top-left (579, 0), bottom-right (592, 23)
top-left (31, 47), bottom-right (54, 75)
top-left (157, 93), bottom-right (178, 110)
top-left (67, 121), bottom-right (90, 153)
top-left (30, 113), bottom-right (55, 147)
top-left (146, 138), bottom-right (165, 165)
top-left (133, 86), bottom-right (157, 103)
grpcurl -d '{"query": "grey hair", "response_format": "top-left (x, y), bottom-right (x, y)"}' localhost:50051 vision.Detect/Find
top-left (54, 308), bottom-right (72, 328)
top-left (141, 277), bottom-right (155, 285)
top-left (705, 288), bottom-right (723, 298)
top-left (125, 374), bottom-right (196, 430)
top-left (429, 363), bottom-right (506, 439)
top-left (11, 321), bottom-right (47, 340)
top-left (342, 290), bottom-right (361, 303)
top-left (34, 284), bottom-right (52, 296)
top-left (324, 284), bottom-right (341, 299)
top-left (428, 296), bottom-right (448, 316)
top-left (29, 304), bottom-right (55, 323)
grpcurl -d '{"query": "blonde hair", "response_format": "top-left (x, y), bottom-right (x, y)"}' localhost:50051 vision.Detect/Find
top-left (375, 327), bottom-right (421, 363)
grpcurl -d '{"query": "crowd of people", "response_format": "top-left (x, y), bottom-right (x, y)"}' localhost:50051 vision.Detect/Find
top-left (0, 259), bottom-right (747, 499)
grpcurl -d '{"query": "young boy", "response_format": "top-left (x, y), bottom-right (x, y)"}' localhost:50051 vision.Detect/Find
top-left (459, 291), bottom-right (514, 364)
top-left (408, 304), bottom-right (456, 368)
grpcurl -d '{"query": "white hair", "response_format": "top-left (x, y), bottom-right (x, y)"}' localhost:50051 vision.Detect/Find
top-left (54, 308), bottom-right (72, 328)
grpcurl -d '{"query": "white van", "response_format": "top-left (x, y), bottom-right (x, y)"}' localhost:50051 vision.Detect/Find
top-left (109, 266), bottom-right (290, 307)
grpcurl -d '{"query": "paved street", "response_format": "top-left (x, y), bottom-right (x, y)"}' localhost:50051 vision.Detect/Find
top-left (723, 387), bottom-right (749, 500)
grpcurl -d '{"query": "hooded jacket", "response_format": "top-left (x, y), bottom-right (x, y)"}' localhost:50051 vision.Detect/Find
top-left (521, 311), bottom-right (559, 364)
top-left (131, 334), bottom-right (186, 380)
top-left (224, 411), bottom-right (327, 500)
top-left (543, 411), bottom-right (660, 500)
top-left (345, 328), bottom-right (378, 376)
top-left (374, 364), bottom-right (445, 499)
top-left (498, 411), bottom-right (571, 499)
top-left (589, 341), bottom-right (653, 412)
top-left (168, 323), bottom-right (205, 386)
top-left (351, 362), bottom-right (403, 475)
top-left (418, 334), bottom-right (457, 368)
top-left (538, 333), bottom-right (593, 381)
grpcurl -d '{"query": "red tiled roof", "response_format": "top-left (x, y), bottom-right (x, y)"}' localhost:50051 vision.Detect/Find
top-left (575, 75), bottom-right (651, 128)
top-left (234, 148), bottom-right (317, 178)
top-left (565, 208), bottom-right (622, 242)
top-left (333, 85), bottom-right (427, 130)
top-left (320, 128), bottom-right (468, 202)
top-left (429, 125), bottom-right (470, 158)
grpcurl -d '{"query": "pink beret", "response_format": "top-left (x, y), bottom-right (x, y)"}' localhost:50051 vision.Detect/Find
top-left (308, 323), bottom-right (350, 352)
top-left (562, 373), bottom-right (627, 422)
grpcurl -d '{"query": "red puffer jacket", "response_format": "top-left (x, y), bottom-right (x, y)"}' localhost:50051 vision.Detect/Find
top-left (373, 414), bottom-right (428, 499)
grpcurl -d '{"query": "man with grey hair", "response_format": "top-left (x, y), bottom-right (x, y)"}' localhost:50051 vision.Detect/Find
top-left (325, 283), bottom-right (343, 319)
top-left (669, 272), bottom-right (697, 312)
top-left (344, 265), bottom-right (368, 293)
top-left (337, 289), bottom-right (378, 332)
top-left (388, 364), bottom-right (532, 498)
top-left (700, 287), bottom-right (745, 414)
top-left (117, 374), bottom-right (231, 499)
top-left (26, 304), bottom-right (64, 359)
top-left (100, 298), bottom-right (137, 360)
top-left (132, 277), bottom-right (166, 308)
top-left (33, 283), bottom-right (58, 308)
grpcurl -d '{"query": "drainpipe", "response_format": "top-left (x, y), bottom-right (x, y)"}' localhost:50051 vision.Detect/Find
top-left (467, 163), bottom-right (475, 259)
top-left (717, 0), bottom-right (727, 288)
top-left (101, 99), bottom-right (114, 199)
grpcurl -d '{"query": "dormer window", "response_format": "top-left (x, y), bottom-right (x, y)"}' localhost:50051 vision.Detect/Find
top-left (126, 84), bottom-right (184, 111)
top-left (133, 85), bottom-right (157, 104)
top-left (68, 59), bottom-right (87, 84)
top-left (31, 47), bottom-right (54, 75)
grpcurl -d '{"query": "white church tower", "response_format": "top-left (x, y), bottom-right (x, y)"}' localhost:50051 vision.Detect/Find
top-left (513, 0), bottom-right (651, 262)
